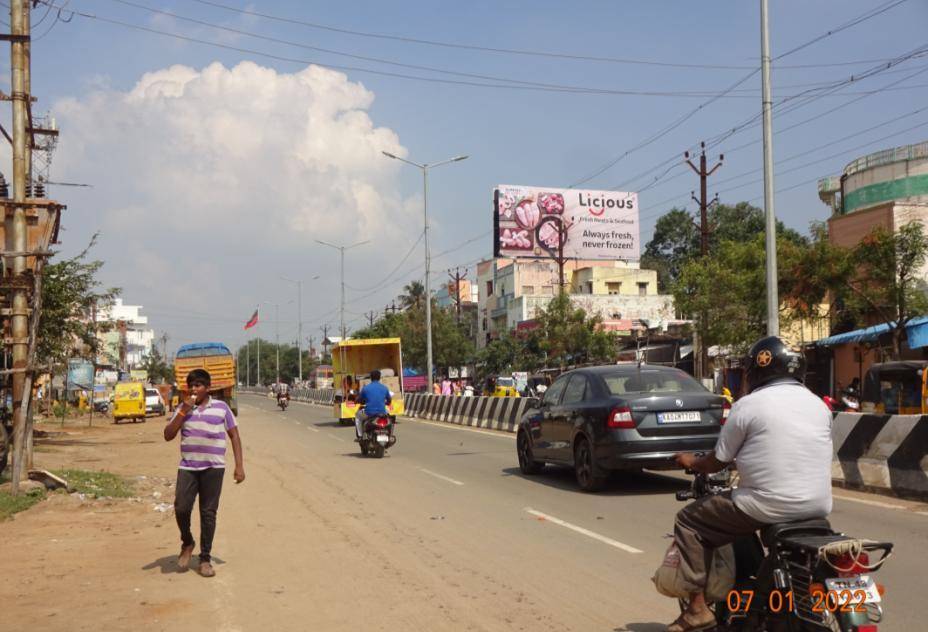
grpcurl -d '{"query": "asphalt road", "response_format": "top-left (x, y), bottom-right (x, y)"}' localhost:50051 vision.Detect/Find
top-left (234, 394), bottom-right (926, 631)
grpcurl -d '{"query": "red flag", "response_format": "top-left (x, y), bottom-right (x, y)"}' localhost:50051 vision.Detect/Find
top-left (244, 309), bottom-right (259, 330)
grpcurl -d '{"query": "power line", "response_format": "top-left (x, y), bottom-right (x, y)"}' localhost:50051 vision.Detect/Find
top-left (565, 0), bottom-right (914, 188)
top-left (184, 0), bottom-right (913, 72)
top-left (345, 230), bottom-right (424, 293)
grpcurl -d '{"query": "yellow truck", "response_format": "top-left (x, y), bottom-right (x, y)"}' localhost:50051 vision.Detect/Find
top-left (173, 342), bottom-right (238, 415)
top-left (332, 337), bottom-right (405, 423)
top-left (113, 381), bottom-right (146, 423)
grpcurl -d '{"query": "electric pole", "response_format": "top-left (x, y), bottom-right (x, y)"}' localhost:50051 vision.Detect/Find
top-left (448, 267), bottom-right (466, 323)
top-left (685, 142), bottom-right (723, 256)
top-left (320, 324), bottom-right (330, 359)
top-left (366, 311), bottom-right (376, 327)
top-left (761, 0), bottom-right (779, 336)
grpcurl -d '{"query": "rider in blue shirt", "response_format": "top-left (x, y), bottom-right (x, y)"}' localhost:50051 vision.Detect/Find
top-left (356, 370), bottom-right (392, 439)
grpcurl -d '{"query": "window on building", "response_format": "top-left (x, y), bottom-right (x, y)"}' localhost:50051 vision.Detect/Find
top-left (638, 282), bottom-right (648, 296)
top-left (607, 282), bottom-right (622, 295)
top-left (522, 285), bottom-right (534, 295)
top-left (486, 281), bottom-right (493, 297)
top-left (541, 285), bottom-right (553, 295)
top-left (587, 281), bottom-right (594, 294)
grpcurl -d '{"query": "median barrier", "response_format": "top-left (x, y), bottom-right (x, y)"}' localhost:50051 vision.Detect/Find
top-left (832, 412), bottom-right (928, 499)
top-left (401, 393), bottom-right (536, 433)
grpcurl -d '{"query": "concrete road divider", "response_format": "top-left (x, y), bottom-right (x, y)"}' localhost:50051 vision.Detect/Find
top-left (240, 387), bottom-right (335, 406)
top-left (832, 412), bottom-right (928, 500)
top-left (403, 394), bottom-right (536, 433)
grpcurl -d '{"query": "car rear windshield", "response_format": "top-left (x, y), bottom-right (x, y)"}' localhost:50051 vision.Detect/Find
top-left (145, 390), bottom-right (158, 396)
top-left (602, 370), bottom-right (705, 395)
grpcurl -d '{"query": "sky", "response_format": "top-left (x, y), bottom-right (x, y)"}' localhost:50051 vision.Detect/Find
top-left (4, 0), bottom-right (928, 357)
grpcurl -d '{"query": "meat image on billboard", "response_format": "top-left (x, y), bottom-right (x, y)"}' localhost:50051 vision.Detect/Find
top-left (494, 184), bottom-right (639, 260)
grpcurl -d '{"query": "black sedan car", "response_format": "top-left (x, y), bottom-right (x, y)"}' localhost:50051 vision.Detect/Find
top-left (516, 364), bottom-right (728, 492)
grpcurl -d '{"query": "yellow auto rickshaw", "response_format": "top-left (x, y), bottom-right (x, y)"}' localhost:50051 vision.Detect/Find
top-left (491, 376), bottom-right (521, 398)
top-left (861, 361), bottom-right (928, 414)
top-left (113, 381), bottom-right (147, 423)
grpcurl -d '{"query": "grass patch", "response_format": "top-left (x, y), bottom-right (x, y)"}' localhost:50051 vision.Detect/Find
top-left (53, 469), bottom-right (134, 498)
top-left (0, 487), bottom-right (46, 521)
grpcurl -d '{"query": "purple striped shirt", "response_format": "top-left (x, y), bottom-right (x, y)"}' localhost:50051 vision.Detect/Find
top-left (177, 398), bottom-right (237, 470)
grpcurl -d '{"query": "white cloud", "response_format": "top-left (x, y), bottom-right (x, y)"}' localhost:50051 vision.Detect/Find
top-left (50, 61), bottom-right (418, 344)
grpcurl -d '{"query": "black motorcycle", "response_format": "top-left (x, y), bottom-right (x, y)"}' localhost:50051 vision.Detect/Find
top-left (358, 413), bottom-right (396, 459)
top-left (277, 396), bottom-right (289, 411)
top-left (676, 469), bottom-right (892, 631)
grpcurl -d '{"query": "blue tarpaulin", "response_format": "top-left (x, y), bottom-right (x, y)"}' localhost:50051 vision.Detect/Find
top-left (816, 316), bottom-right (928, 348)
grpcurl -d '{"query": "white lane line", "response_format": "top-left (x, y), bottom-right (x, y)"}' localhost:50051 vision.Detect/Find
top-left (326, 434), bottom-right (346, 443)
top-left (404, 417), bottom-right (515, 440)
top-left (307, 426), bottom-right (320, 433)
top-left (418, 468), bottom-right (464, 486)
top-left (524, 508), bottom-right (643, 554)
top-left (834, 493), bottom-right (928, 515)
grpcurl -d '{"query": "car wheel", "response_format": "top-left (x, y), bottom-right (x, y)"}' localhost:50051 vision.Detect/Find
top-left (574, 437), bottom-right (607, 493)
top-left (517, 431), bottom-right (544, 475)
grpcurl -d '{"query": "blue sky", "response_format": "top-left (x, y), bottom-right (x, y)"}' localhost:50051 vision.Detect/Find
top-left (11, 0), bottom-right (928, 354)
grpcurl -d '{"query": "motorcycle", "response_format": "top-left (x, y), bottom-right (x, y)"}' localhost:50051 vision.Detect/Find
top-left (358, 413), bottom-right (396, 459)
top-left (676, 469), bottom-right (892, 631)
top-left (277, 396), bottom-right (289, 411)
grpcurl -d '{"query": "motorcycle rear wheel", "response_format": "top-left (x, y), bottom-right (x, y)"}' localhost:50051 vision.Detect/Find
top-left (371, 443), bottom-right (385, 459)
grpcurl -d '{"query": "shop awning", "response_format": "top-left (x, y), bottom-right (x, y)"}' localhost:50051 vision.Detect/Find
top-left (815, 316), bottom-right (928, 348)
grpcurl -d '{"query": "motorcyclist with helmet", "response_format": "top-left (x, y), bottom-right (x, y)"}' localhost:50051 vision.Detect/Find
top-left (666, 336), bottom-right (833, 632)
top-left (276, 382), bottom-right (290, 408)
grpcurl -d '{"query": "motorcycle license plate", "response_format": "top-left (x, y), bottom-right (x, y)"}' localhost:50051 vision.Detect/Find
top-left (376, 434), bottom-right (389, 444)
top-left (658, 411), bottom-right (701, 423)
top-left (825, 575), bottom-right (881, 604)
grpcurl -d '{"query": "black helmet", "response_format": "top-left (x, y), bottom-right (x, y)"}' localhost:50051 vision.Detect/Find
top-left (745, 336), bottom-right (805, 393)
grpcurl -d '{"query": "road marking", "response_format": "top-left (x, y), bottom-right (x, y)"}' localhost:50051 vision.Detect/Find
top-left (834, 492), bottom-right (928, 515)
top-left (524, 508), bottom-right (643, 554)
top-left (404, 417), bottom-right (515, 440)
top-left (418, 468), bottom-right (464, 486)
top-left (307, 426), bottom-right (320, 433)
top-left (326, 434), bottom-right (345, 443)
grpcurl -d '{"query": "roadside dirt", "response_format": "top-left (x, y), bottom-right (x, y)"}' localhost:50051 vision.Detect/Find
top-left (0, 414), bottom-right (227, 632)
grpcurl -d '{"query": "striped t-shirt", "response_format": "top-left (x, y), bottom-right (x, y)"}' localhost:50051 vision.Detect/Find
top-left (177, 398), bottom-right (237, 470)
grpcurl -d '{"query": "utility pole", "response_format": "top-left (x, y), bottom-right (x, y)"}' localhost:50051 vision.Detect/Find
top-left (685, 142), bottom-right (723, 381)
top-left (281, 276), bottom-right (304, 382)
top-left (160, 332), bottom-right (168, 360)
top-left (320, 324), bottom-right (330, 359)
top-left (366, 311), bottom-right (376, 327)
top-left (448, 267), bottom-right (465, 323)
top-left (246, 338), bottom-right (250, 387)
top-left (315, 240), bottom-right (369, 341)
top-left (760, 0), bottom-right (779, 336)
top-left (8, 0), bottom-right (30, 494)
top-left (256, 318), bottom-right (261, 387)
top-left (685, 142), bottom-right (723, 256)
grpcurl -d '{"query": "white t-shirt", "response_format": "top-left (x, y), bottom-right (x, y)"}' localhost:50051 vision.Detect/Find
top-left (714, 380), bottom-right (833, 523)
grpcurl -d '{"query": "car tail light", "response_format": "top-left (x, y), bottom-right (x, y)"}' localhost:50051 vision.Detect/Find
top-left (607, 407), bottom-right (635, 429)
top-left (831, 551), bottom-right (871, 577)
top-left (721, 401), bottom-right (731, 425)
top-left (375, 417), bottom-right (389, 428)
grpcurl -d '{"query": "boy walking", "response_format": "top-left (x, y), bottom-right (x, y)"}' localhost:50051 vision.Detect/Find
top-left (163, 369), bottom-right (245, 577)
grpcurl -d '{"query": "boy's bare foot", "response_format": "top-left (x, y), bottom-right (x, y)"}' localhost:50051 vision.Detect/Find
top-left (199, 561), bottom-right (216, 577)
top-left (177, 544), bottom-right (195, 570)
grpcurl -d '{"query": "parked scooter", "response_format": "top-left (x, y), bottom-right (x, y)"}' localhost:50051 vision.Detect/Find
top-left (675, 468), bottom-right (892, 631)
top-left (358, 413), bottom-right (396, 459)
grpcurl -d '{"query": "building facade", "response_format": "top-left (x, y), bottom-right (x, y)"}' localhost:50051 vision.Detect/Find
top-left (96, 298), bottom-right (155, 369)
top-left (476, 258), bottom-right (674, 347)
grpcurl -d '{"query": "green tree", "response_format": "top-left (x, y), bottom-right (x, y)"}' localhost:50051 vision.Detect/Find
top-left (398, 280), bottom-right (426, 310)
top-left (643, 202), bottom-right (807, 291)
top-left (38, 237), bottom-right (121, 369)
top-left (524, 294), bottom-right (617, 369)
top-left (786, 222), bottom-right (928, 359)
top-left (141, 348), bottom-right (173, 384)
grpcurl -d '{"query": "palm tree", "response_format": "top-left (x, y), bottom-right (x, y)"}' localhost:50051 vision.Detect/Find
top-left (399, 280), bottom-right (426, 310)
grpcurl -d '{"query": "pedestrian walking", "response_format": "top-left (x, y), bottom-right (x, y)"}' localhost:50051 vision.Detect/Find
top-left (163, 368), bottom-right (245, 577)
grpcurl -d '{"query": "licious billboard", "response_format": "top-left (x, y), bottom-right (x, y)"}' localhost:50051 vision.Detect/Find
top-left (494, 184), bottom-right (639, 260)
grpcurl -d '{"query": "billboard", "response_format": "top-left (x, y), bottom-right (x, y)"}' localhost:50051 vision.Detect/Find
top-left (67, 359), bottom-right (95, 391)
top-left (494, 184), bottom-right (639, 260)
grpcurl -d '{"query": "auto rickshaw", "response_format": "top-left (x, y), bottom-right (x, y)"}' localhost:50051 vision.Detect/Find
top-left (861, 361), bottom-right (928, 414)
top-left (490, 376), bottom-right (520, 398)
top-left (112, 381), bottom-right (147, 423)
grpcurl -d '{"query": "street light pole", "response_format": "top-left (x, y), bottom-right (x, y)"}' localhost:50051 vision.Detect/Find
top-left (760, 0), bottom-right (779, 336)
top-left (261, 301), bottom-right (279, 384)
top-left (280, 275), bottom-right (321, 383)
top-left (315, 241), bottom-right (369, 341)
top-left (382, 151), bottom-right (468, 384)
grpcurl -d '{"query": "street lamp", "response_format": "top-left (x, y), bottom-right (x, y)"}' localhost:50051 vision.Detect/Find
top-left (280, 274), bottom-right (320, 383)
top-left (382, 150), bottom-right (468, 384)
top-left (314, 240), bottom-right (370, 341)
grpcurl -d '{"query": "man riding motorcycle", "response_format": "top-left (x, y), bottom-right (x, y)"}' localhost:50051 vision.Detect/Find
top-left (276, 383), bottom-right (290, 406)
top-left (668, 336), bottom-right (833, 632)
top-left (355, 370), bottom-right (391, 441)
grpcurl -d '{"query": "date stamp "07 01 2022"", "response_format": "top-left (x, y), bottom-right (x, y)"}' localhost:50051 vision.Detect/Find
top-left (726, 589), bottom-right (872, 614)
